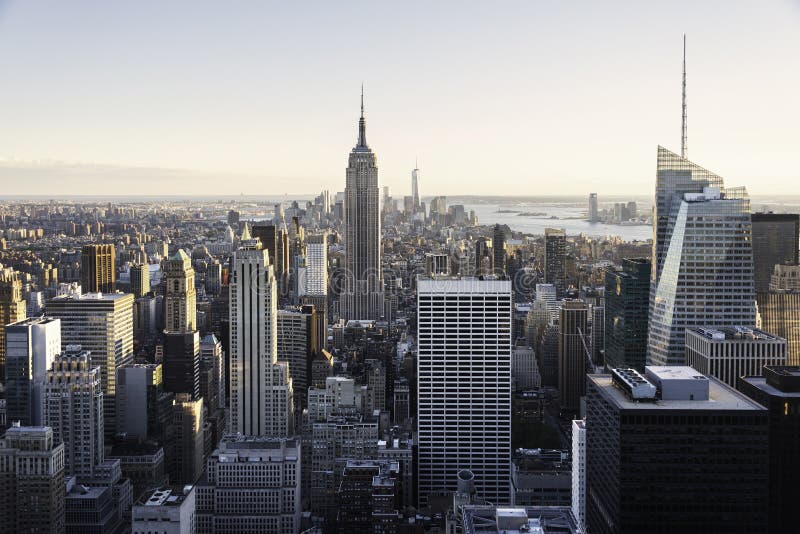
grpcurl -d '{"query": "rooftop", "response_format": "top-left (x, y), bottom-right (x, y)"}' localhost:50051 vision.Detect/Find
top-left (461, 505), bottom-right (581, 534)
top-left (589, 374), bottom-right (764, 411)
top-left (137, 486), bottom-right (193, 507)
top-left (688, 326), bottom-right (784, 342)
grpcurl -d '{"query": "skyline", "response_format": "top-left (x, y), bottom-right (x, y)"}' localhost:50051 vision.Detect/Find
top-left (1, 1), bottom-right (799, 196)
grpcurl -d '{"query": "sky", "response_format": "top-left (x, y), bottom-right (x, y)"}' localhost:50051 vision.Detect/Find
top-left (0, 0), bottom-right (798, 197)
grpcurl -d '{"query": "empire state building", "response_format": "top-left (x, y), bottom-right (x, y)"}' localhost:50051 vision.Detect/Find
top-left (341, 90), bottom-right (384, 320)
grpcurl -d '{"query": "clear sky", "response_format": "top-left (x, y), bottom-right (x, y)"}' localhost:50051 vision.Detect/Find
top-left (0, 0), bottom-right (798, 197)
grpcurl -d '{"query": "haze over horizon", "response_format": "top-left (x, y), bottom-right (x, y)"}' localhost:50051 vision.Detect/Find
top-left (1, 0), bottom-right (798, 196)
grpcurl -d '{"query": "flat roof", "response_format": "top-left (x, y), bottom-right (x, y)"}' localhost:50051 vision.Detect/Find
top-left (645, 366), bottom-right (708, 382)
top-left (589, 374), bottom-right (764, 411)
top-left (688, 326), bottom-right (784, 341)
top-left (740, 376), bottom-right (800, 398)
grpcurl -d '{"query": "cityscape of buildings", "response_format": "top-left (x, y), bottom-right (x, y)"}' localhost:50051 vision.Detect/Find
top-left (0, 32), bottom-right (798, 534)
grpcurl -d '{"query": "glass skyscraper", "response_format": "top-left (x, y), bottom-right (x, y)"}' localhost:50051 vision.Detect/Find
top-left (604, 258), bottom-right (651, 371)
top-left (648, 186), bottom-right (756, 365)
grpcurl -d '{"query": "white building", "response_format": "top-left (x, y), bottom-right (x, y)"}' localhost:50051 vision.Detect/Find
top-left (571, 419), bottom-right (586, 532)
top-left (685, 327), bottom-right (787, 389)
top-left (417, 278), bottom-right (513, 506)
top-left (5, 317), bottom-right (61, 427)
top-left (133, 486), bottom-right (196, 534)
top-left (44, 346), bottom-right (103, 479)
top-left (303, 233), bottom-right (328, 297)
top-left (229, 243), bottom-right (294, 437)
top-left (196, 435), bottom-right (301, 534)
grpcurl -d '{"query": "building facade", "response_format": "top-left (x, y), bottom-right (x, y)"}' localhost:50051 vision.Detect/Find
top-left (604, 258), bottom-right (651, 371)
top-left (544, 228), bottom-right (567, 298)
top-left (81, 244), bottom-right (116, 293)
top-left (751, 213), bottom-right (799, 293)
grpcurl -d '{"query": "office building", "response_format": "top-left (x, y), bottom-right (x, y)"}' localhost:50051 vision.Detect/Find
top-left (493, 224), bottom-right (506, 276)
top-left (164, 249), bottom-right (197, 333)
top-left (162, 331), bottom-right (201, 399)
top-left (648, 186), bottom-right (756, 366)
top-left (0, 267), bottom-right (27, 383)
top-left (336, 459), bottom-right (401, 531)
top-left (757, 289), bottom-right (800, 365)
top-left (44, 346), bottom-right (103, 479)
top-left (685, 327), bottom-right (787, 389)
top-left (133, 486), bottom-right (196, 534)
top-left (47, 292), bottom-right (134, 440)
top-left (571, 420), bottom-right (586, 532)
top-left (586, 367), bottom-right (768, 533)
top-left (168, 394), bottom-right (204, 485)
top-left (195, 435), bottom-right (301, 534)
top-left (412, 165), bottom-right (421, 212)
top-left (106, 441), bottom-right (167, 499)
top-left (456, 506), bottom-right (582, 534)
top-left (277, 307), bottom-right (317, 412)
top-left (604, 258), bottom-right (651, 371)
top-left (739, 366), bottom-right (800, 534)
top-left (558, 300), bottom-right (588, 416)
top-left (341, 90), bottom-right (385, 321)
top-left (130, 263), bottom-right (150, 298)
top-left (229, 243), bottom-right (294, 436)
top-left (81, 244), bottom-right (116, 293)
top-left (588, 193), bottom-right (598, 223)
top-left (0, 425), bottom-right (66, 534)
top-left (651, 146), bottom-right (724, 292)
top-left (303, 233), bottom-right (328, 297)
top-left (512, 346), bottom-right (540, 391)
top-left (425, 253), bottom-right (449, 276)
top-left (65, 479), bottom-right (124, 534)
top-left (545, 228), bottom-right (566, 297)
top-left (5, 317), bottom-right (61, 427)
top-left (199, 333), bottom-right (225, 413)
top-left (115, 363), bottom-right (171, 440)
top-left (770, 263), bottom-right (800, 290)
top-left (417, 278), bottom-right (513, 507)
top-left (751, 213), bottom-right (799, 293)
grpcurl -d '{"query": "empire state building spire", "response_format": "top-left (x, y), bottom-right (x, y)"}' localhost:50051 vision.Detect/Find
top-left (358, 84), bottom-right (367, 148)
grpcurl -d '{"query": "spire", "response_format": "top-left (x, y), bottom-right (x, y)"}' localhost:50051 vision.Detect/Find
top-left (357, 84), bottom-right (367, 147)
top-left (681, 34), bottom-right (687, 159)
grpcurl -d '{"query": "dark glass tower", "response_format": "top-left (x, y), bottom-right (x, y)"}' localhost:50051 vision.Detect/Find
top-left (604, 258), bottom-right (651, 371)
top-left (545, 228), bottom-right (566, 298)
top-left (751, 213), bottom-right (799, 293)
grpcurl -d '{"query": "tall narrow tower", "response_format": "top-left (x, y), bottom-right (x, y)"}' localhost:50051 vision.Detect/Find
top-left (412, 162), bottom-right (420, 213)
top-left (341, 88), bottom-right (385, 320)
top-left (681, 34), bottom-right (688, 159)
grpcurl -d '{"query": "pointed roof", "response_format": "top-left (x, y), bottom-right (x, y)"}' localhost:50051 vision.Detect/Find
top-left (240, 221), bottom-right (252, 241)
top-left (171, 249), bottom-right (191, 262)
top-left (356, 85), bottom-right (368, 149)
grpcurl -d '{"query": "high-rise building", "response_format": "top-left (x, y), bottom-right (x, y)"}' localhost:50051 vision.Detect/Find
top-left (751, 213), bottom-right (799, 293)
top-left (558, 300), bottom-right (588, 416)
top-left (168, 394), bottom-right (204, 485)
top-left (164, 249), bottom-right (197, 333)
top-left (770, 263), bottom-right (800, 290)
top-left (162, 331), bottom-right (200, 399)
top-left (132, 486), bottom-right (196, 534)
top-left (229, 243), bottom-right (294, 436)
top-left (412, 165), bottom-right (421, 213)
top-left (417, 278), bottom-right (513, 507)
top-left (757, 289), bottom-right (800, 365)
top-left (545, 228), bottom-right (566, 298)
top-left (588, 193), bottom-right (598, 223)
top-left (492, 224), bottom-right (506, 277)
top-left (0, 425), bottom-right (66, 534)
top-left (648, 186), bottom-right (756, 366)
top-left (47, 292), bottom-right (134, 440)
top-left (277, 307), bottom-right (317, 412)
top-left (685, 326), bottom-right (787, 389)
top-left (586, 367), bottom-right (768, 534)
top-left (44, 346), bottom-right (103, 479)
top-left (115, 363), bottom-right (171, 440)
top-left (5, 317), bottom-right (61, 426)
top-left (129, 263), bottom-right (150, 298)
top-left (0, 267), bottom-right (27, 383)
top-left (195, 435), bottom-right (301, 534)
top-left (341, 89), bottom-right (385, 321)
top-left (651, 147), bottom-right (724, 290)
top-left (80, 244), bottom-right (116, 293)
top-left (738, 366), bottom-right (800, 534)
top-left (604, 258), bottom-right (651, 371)
top-left (304, 233), bottom-right (328, 297)
top-left (571, 419), bottom-right (586, 533)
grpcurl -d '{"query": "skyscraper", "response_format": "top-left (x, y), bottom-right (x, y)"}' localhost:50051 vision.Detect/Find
top-left (586, 367), bottom-right (768, 534)
top-left (164, 249), bottom-right (197, 333)
top-left (44, 346), bottom-right (104, 479)
top-left (750, 213), bottom-right (800, 293)
top-left (0, 267), bottom-right (27, 383)
top-left (0, 425), bottom-right (66, 534)
top-left (492, 224), bottom-right (506, 277)
top-left (341, 89), bottom-right (385, 321)
top-left (5, 317), bottom-right (62, 426)
top-left (757, 289), bottom-right (800, 365)
top-left (558, 300), bottom-right (588, 416)
top-left (648, 186), bottom-right (756, 365)
top-left (412, 164), bottom-right (421, 213)
top-left (229, 243), bottom-right (294, 436)
top-left (277, 307), bottom-right (317, 412)
top-left (545, 228), bottom-right (566, 298)
top-left (604, 258), bottom-right (651, 371)
top-left (80, 244), bottom-right (116, 293)
top-left (129, 263), bottom-right (150, 298)
top-left (417, 278), bottom-right (512, 506)
top-left (47, 292), bottom-right (134, 440)
top-left (588, 193), bottom-right (598, 223)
